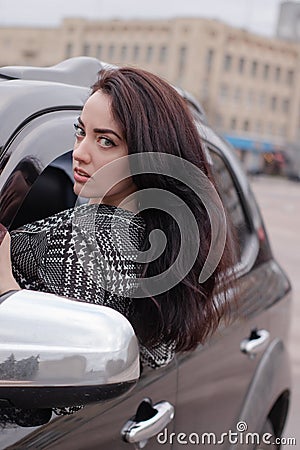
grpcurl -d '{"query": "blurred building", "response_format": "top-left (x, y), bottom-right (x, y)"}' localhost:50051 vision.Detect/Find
top-left (277, 1), bottom-right (300, 42)
top-left (1, 16), bottom-right (300, 174)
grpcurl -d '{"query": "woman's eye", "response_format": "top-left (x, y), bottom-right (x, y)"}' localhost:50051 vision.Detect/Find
top-left (73, 123), bottom-right (85, 139)
top-left (98, 137), bottom-right (115, 148)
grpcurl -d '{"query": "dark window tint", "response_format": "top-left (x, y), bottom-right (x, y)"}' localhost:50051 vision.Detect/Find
top-left (210, 151), bottom-right (251, 259)
top-left (10, 152), bottom-right (76, 230)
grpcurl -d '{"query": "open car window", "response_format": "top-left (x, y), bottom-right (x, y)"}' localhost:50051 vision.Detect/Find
top-left (0, 110), bottom-right (79, 230)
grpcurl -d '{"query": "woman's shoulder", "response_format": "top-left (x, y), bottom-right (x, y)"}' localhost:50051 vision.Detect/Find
top-left (11, 203), bottom-right (145, 236)
top-left (95, 204), bottom-right (146, 230)
top-left (75, 204), bottom-right (146, 252)
top-left (11, 206), bottom-right (77, 235)
top-left (72, 203), bottom-right (146, 234)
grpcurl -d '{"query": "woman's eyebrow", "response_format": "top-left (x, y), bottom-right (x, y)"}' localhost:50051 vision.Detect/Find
top-left (77, 117), bottom-right (84, 127)
top-left (93, 128), bottom-right (122, 140)
top-left (77, 116), bottom-right (122, 140)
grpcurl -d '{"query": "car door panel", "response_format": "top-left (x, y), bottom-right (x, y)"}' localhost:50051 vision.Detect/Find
top-left (173, 259), bottom-right (290, 449)
top-left (5, 362), bottom-right (177, 449)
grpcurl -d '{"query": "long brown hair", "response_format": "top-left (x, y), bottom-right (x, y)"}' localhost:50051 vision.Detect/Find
top-left (91, 67), bottom-right (237, 352)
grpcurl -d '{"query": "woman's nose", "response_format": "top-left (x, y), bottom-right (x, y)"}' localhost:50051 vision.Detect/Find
top-left (73, 139), bottom-right (92, 164)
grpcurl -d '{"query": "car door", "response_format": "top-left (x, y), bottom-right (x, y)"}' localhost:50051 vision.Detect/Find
top-left (171, 138), bottom-right (281, 449)
top-left (6, 364), bottom-right (176, 449)
top-left (0, 110), bottom-right (177, 449)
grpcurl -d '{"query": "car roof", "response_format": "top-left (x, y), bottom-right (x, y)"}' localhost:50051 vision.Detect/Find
top-left (0, 56), bottom-right (207, 118)
top-left (0, 56), bottom-right (103, 87)
top-left (0, 57), bottom-right (207, 150)
top-left (0, 80), bottom-right (90, 151)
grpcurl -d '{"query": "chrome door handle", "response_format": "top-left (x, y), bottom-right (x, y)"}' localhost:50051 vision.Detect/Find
top-left (240, 329), bottom-right (270, 357)
top-left (121, 398), bottom-right (175, 447)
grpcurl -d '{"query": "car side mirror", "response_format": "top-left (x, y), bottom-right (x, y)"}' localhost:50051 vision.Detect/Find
top-left (0, 290), bottom-right (139, 409)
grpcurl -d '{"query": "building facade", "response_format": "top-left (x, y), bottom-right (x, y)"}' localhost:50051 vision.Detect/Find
top-left (1, 16), bottom-right (300, 172)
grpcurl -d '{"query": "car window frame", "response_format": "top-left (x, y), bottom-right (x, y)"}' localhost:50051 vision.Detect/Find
top-left (0, 109), bottom-right (81, 229)
top-left (198, 132), bottom-right (260, 279)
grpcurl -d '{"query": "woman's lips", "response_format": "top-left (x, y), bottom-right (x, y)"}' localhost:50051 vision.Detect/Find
top-left (74, 168), bottom-right (91, 183)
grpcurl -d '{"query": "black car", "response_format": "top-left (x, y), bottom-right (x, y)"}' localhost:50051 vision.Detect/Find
top-left (0, 57), bottom-right (292, 449)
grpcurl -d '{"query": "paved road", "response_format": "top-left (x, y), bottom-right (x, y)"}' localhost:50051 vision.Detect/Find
top-left (250, 176), bottom-right (300, 447)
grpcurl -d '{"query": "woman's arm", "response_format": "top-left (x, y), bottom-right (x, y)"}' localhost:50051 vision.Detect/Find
top-left (0, 225), bottom-right (20, 295)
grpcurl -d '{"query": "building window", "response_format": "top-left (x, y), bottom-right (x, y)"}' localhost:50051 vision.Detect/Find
top-left (22, 49), bottom-right (38, 60)
top-left (219, 83), bottom-right (229, 101)
top-left (263, 64), bottom-right (270, 80)
top-left (247, 90), bottom-right (255, 107)
top-left (259, 92), bottom-right (266, 107)
top-left (243, 119), bottom-right (250, 132)
top-left (133, 45), bottom-right (140, 61)
top-left (120, 45), bottom-right (127, 61)
top-left (275, 66), bottom-right (281, 82)
top-left (271, 96), bottom-right (277, 111)
top-left (96, 44), bottom-right (102, 59)
top-left (283, 98), bottom-right (290, 113)
top-left (206, 48), bottom-right (214, 73)
top-left (108, 44), bottom-right (115, 60)
top-left (159, 45), bottom-right (168, 63)
top-left (201, 80), bottom-right (208, 100)
top-left (178, 46), bottom-right (187, 82)
top-left (268, 122), bottom-right (273, 135)
top-left (280, 125), bottom-right (287, 137)
top-left (238, 57), bottom-right (245, 74)
top-left (146, 45), bottom-right (153, 63)
top-left (230, 117), bottom-right (237, 130)
top-left (82, 43), bottom-right (90, 56)
top-left (223, 54), bottom-right (232, 72)
top-left (255, 120), bottom-right (262, 134)
top-left (65, 43), bottom-right (73, 59)
top-left (251, 60), bottom-right (258, 77)
top-left (234, 86), bottom-right (242, 102)
top-left (287, 69), bottom-right (294, 85)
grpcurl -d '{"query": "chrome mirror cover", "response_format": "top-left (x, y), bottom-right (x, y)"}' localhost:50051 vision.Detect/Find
top-left (0, 290), bottom-right (139, 408)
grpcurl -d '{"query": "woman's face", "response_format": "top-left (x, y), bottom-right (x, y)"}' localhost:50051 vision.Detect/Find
top-left (72, 90), bottom-right (136, 207)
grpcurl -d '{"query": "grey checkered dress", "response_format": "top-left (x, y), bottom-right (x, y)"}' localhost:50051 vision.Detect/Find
top-left (10, 203), bottom-right (174, 369)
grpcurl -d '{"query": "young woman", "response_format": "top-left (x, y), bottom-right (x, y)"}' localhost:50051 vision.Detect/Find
top-left (0, 67), bottom-right (237, 368)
